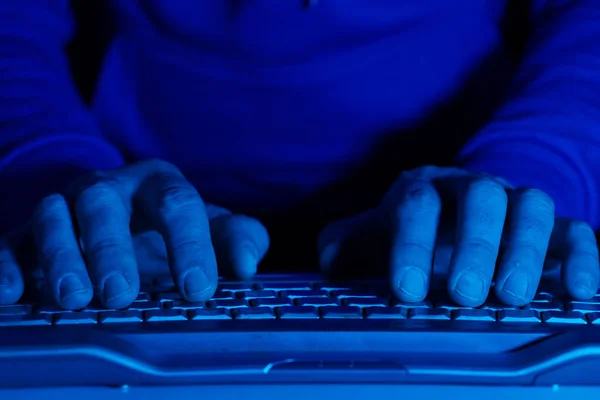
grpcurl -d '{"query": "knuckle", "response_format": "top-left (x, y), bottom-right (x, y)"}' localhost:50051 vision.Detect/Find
top-left (462, 239), bottom-right (498, 256)
top-left (36, 194), bottom-right (68, 220)
top-left (144, 158), bottom-right (178, 173)
top-left (401, 182), bottom-right (440, 208)
top-left (76, 181), bottom-right (120, 213)
top-left (467, 177), bottom-right (507, 202)
top-left (86, 237), bottom-right (130, 257)
top-left (157, 182), bottom-right (203, 215)
top-left (515, 188), bottom-right (555, 214)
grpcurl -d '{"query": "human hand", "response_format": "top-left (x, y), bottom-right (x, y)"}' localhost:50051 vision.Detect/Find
top-left (0, 159), bottom-right (269, 309)
top-left (317, 166), bottom-right (599, 307)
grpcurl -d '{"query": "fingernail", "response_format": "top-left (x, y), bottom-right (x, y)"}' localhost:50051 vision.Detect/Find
top-left (501, 270), bottom-right (530, 300)
top-left (396, 267), bottom-right (427, 301)
top-left (102, 273), bottom-right (132, 306)
top-left (572, 273), bottom-right (596, 298)
top-left (183, 268), bottom-right (211, 298)
top-left (59, 274), bottom-right (87, 303)
top-left (453, 271), bottom-right (485, 302)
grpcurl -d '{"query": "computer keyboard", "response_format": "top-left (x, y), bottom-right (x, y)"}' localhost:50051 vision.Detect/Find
top-left (1, 276), bottom-right (599, 326)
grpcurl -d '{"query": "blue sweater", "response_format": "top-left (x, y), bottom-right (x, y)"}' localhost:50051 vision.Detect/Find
top-left (1, 0), bottom-right (600, 236)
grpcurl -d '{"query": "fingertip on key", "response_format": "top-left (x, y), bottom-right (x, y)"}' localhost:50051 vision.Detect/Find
top-left (182, 268), bottom-right (214, 302)
top-left (394, 266), bottom-right (428, 302)
top-left (451, 271), bottom-right (486, 307)
top-left (0, 275), bottom-right (23, 305)
top-left (496, 270), bottom-right (531, 306)
top-left (102, 273), bottom-right (135, 309)
top-left (59, 274), bottom-right (92, 310)
top-left (569, 272), bottom-right (598, 300)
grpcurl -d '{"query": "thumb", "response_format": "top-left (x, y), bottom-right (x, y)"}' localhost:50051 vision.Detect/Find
top-left (209, 214), bottom-right (270, 280)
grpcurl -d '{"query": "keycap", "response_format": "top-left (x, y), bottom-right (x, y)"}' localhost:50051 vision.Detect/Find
top-left (570, 297), bottom-right (600, 305)
top-left (135, 293), bottom-right (152, 302)
top-left (207, 299), bottom-right (248, 309)
top-left (586, 312), bottom-right (600, 324)
top-left (128, 301), bottom-right (163, 311)
top-left (0, 314), bottom-right (52, 326)
top-left (262, 283), bottom-right (313, 291)
top-left (542, 311), bottom-right (587, 324)
top-left (482, 302), bottom-right (519, 311)
top-left (334, 290), bottom-right (380, 299)
top-left (219, 282), bottom-right (259, 292)
top-left (99, 311), bottom-right (144, 323)
top-left (156, 292), bottom-right (181, 302)
top-left (567, 302), bottom-right (600, 312)
top-left (433, 301), bottom-right (470, 311)
top-left (233, 307), bottom-right (276, 319)
top-left (54, 312), bottom-right (98, 325)
top-left (295, 297), bottom-right (339, 307)
top-left (236, 290), bottom-right (277, 299)
top-left (37, 305), bottom-right (65, 314)
top-left (281, 290), bottom-right (329, 299)
top-left (497, 309), bottom-right (541, 323)
top-left (393, 300), bottom-right (432, 309)
top-left (250, 298), bottom-right (292, 308)
top-left (168, 300), bottom-right (207, 310)
top-left (409, 308), bottom-right (451, 320)
top-left (342, 297), bottom-right (388, 307)
top-left (275, 306), bottom-right (319, 319)
top-left (144, 309), bottom-right (188, 322)
top-left (0, 305), bottom-right (32, 315)
top-left (208, 291), bottom-right (235, 300)
top-left (189, 308), bottom-right (231, 320)
top-left (320, 306), bottom-right (363, 319)
top-left (364, 307), bottom-right (408, 319)
top-left (452, 309), bottom-right (496, 322)
top-left (531, 292), bottom-right (553, 303)
top-left (314, 283), bottom-right (352, 292)
top-left (527, 302), bottom-right (564, 312)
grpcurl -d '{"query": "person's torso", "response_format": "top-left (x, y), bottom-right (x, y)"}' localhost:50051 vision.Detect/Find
top-left (87, 0), bottom-right (523, 227)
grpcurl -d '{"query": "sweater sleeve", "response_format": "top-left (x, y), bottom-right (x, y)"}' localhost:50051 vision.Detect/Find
top-left (0, 0), bottom-right (125, 235)
top-left (458, 0), bottom-right (600, 229)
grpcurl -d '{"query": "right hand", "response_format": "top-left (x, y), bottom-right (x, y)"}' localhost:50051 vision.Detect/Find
top-left (0, 159), bottom-right (270, 309)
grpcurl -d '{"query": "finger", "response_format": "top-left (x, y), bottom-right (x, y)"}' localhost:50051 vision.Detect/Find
top-left (32, 195), bottom-right (93, 309)
top-left (389, 180), bottom-right (441, 302)
top-left (447, 178), bottom-right (507, 307)
top-left (494, 189), bottom-right (554, 306)
top-left (139, 171), bottom-right (217, 302)
top-left (75, 181), bottom-right (139, 309)
top-left (0, 238), bottom-right (24, 304)
top-left (551, 218), bottom-right (599, 300)
top-left (210, 213), bottom-right (269, 280)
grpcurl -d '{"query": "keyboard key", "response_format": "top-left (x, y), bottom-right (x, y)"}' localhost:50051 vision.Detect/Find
top-left (314, 283), bottom-right (352, 292)
top-left (54, 312), bottom-right (98, 325)
top-left (0, 305), bottom-right (32, 315)
top-left (320, 306), bottom-right (363, 319)
top-left (295, 297), bottom-right (339, 307)
top-left (531, 292), bottom-right (553, 303)
top-left (262, 283), bottom-right (313, 291)
top-left (275, 306), bottom-right (319, 319)
top-left (527, 302), bottom-right (564, 312)
top-left (208, 299), bottom-right (248, 309)
top-left (0, 314), bottom-right (52, 326)
top-left (156, 292), bottom-right (181, 302)
top-left (334, 290), bottom-right (380, 299)
top-left (236, 290), bottom-right (277, 299)
top-left (434, 301), bottom-right (471, 311)
top-left (542, 311), bottom-right (587, 324)
top-left (219, 282), bottom-right (259, 292)
top-left (586, 312), bottom-right (600, 324)
top-left (281, 290), bottom-right (329, 299)
top-left (409, 308), bottom-right (451, 320)
top-left (365, 307), bottom-right (408, 319)
top-left (99, 311), bottom-right (144, 323)
top-left (189, 308), bottom-right (232, 320)
top-left (37, 305), bottom-right (65, 314)
top-left (128, 301), bottom-right (163, 311)
top-left (342, 297), bottom-right (389, 307)
top-left (481, 302), bottom-right (519, 311)
top-left (393, 300), bottom-right (432, 309)
top-left (233, 307), bottom-right (276, 319)
top-left (250, 298), bottom-right (292, 308)
top-left (135, 293), bottom-right (152, 302)
top-left (168, 300), bottom-right (207, 310)
top-left (497, 309), bottom-right (541, 323)
top-left (145, 309), bottom-right (188, 322)
top-left (452, 309), bottom-right (496, 322)
top-left (567, 302), bottom-right (600, 313)
top-left (570, 297), bottom-right (600, 305)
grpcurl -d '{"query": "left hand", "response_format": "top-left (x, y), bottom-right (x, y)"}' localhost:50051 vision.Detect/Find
top-left (317, 166), bottom-right (600, 307)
